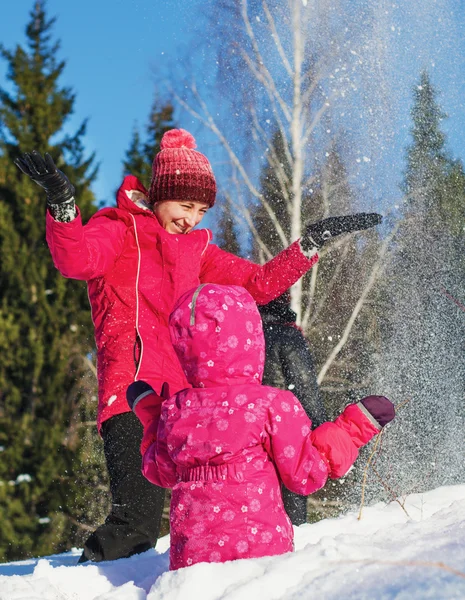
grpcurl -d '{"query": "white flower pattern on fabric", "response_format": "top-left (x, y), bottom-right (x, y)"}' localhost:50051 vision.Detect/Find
top-left (236, 540), bottom-right (249, 553)
top-left (284, 445), bottom-right (295, 458)
top-left (250, 499), bottom-right (261, 512)
top-left (244, 412), bottom-right (257, 423)
top-left (227, 336), bottom-right (238, 348)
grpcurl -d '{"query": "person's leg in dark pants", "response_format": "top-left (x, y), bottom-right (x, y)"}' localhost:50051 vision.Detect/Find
top-left (79, 412), bottom-right (165, 562)
top-left (282, 487), bottom-right (308, 526)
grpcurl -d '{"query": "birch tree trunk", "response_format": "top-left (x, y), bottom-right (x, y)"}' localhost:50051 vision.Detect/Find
top-left (289, 0), bottom-right (304, 322)
top-left (175, 0), bottom-right (392, 392)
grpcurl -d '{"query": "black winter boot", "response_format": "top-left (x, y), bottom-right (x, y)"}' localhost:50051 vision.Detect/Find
top-left (78, 412), bottom-right (165, 563)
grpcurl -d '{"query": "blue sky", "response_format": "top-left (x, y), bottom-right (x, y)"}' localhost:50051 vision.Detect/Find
top-left (1, 1), bottom-right (465, 216)
top-left (0, 0), bottom-right (205, 204)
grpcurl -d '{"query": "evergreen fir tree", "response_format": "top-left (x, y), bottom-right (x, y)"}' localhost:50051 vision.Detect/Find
top-left (0, 2), bottom-right (104, 560)
top-left (122, 99), bottom-right (175, 188)
top-left (252, 131), bottom-right (379, 412)
top-left (251, 128), bottom-right (294, 260)
top-left (216, 199), bottom-right (241, 255)
top-left (370, 71), bottom-right (465, 500)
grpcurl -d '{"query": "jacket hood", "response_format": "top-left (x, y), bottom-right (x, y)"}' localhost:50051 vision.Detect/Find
top-left (116, 175), bottom-right (152, 213)
top-left (169, 284), bottom-right (265, 388)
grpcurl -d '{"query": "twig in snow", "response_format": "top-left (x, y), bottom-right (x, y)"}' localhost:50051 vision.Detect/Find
top-left (358, 431), bottom-right (383, 520)
top-left (440, 286), bottom-right (465, 313)
top-left (370, 465), bottom-right (410, 517)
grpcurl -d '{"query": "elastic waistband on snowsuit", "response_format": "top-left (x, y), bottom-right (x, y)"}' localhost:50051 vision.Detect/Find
top-left (178, 462), bottom-right (255, 483)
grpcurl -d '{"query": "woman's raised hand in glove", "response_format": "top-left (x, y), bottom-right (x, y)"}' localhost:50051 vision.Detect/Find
top-left (301, 213), bottom-right (383, 253)
top-left (15, 151), bottom-right (75, 205)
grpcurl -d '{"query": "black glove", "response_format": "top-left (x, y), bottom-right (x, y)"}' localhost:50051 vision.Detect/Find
top-left (301, 213), bottom-right (383, 252)
top-left (14, 151), bottom-right (75, 205)
top-left (126, 380), bottom-right (155, 411)
top-left (126, 381), bottom-right (170, 411)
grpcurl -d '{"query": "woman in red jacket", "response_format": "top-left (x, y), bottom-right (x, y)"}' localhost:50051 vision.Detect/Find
top-left (15, 129), bottom-right (381, 563)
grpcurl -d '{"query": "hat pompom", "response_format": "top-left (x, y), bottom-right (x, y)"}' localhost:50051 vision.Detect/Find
top-left (160, 129), bottom-right (197, 150)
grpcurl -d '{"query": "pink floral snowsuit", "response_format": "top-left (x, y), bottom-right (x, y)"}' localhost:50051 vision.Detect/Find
top-left (139, 284), bottom-right (380, 569)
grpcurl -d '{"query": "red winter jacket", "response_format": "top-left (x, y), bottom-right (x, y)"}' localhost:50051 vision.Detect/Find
top-left (45, 176), bottom-right (318, 429)
top-left (137, 284), bottom-right (380, 569)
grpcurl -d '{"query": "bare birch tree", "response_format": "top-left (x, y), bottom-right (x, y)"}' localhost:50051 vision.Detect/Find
top-left (174, 0), bottom-right (394, 399)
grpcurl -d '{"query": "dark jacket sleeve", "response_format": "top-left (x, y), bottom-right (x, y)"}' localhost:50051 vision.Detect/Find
top-left (263, 325), bottom-right (328, 428)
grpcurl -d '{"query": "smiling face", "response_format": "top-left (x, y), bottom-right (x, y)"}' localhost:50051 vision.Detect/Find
top-left (153, 200), bottom-right (209, 234)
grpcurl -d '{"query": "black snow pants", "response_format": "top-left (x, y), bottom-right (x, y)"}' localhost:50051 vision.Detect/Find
top-left (281, 488), bottom-right (308, 526)
top-left (79, 412), bottom-right (165, 562)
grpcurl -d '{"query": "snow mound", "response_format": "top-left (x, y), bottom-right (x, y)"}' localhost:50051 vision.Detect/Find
top-left (1, 485), bottom-right (465, 599)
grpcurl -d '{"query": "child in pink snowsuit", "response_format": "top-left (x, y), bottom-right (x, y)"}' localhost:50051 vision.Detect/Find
top-left (127, 283), bottom-right (395, 570)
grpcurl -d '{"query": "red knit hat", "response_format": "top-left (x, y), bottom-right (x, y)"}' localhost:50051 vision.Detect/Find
top-left (149, 129), bottom-right (217, 206)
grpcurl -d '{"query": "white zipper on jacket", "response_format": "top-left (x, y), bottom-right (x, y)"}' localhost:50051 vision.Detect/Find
top-left (190, 284), bottom-right (208, 326)
top-left (130, 213), bottom-right (144, 380)
top-left (201, 229), bottom-right (211, 256)
top-left (189, 231), bottom-right (211, 325)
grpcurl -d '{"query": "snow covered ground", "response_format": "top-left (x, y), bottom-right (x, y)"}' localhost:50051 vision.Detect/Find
top-left (1, 485), bottom-right (465, 599)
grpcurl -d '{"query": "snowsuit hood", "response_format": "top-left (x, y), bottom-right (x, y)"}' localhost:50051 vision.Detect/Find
top-left (169, 284), bottom-right (265, 388)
